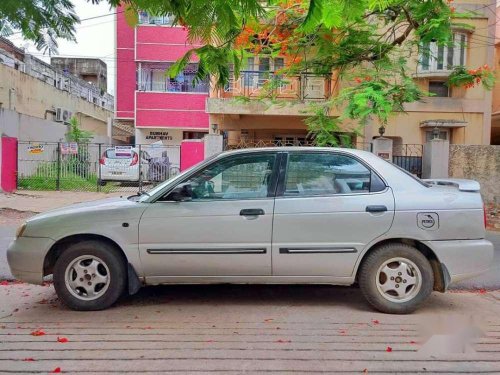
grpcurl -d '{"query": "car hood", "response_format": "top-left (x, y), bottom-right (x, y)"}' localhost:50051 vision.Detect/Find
top-left (28, 197), bottom-right (130, 220)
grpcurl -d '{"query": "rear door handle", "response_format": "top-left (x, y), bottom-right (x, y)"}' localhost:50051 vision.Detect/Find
top-left (366, 205), bottom-right (387, 213)
top-left (240, 209), bottom-right (265, 216)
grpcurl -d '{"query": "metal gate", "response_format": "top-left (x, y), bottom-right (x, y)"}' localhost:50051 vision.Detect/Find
top-left (392, 144), bottom-right (423, 178)
top-left (17, 141), bottom-right (181, 193)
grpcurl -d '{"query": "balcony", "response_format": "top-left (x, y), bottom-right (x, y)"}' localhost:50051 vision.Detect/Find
top-left (207, 71), bottom-right (333, 116)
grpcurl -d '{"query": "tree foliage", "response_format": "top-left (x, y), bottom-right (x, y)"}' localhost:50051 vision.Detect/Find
top-left (1, 0), bottom-right (494, 145)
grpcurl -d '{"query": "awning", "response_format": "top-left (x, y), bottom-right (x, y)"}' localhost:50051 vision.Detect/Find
top-left (419, 119), bottom-right (467, 128)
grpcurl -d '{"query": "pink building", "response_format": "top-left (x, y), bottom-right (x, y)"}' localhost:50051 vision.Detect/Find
top-left (115, 8), bottom-right (209, 149)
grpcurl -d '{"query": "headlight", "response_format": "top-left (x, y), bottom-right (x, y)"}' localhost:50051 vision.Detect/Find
top-left (16, 223), bottom-right (27, 238)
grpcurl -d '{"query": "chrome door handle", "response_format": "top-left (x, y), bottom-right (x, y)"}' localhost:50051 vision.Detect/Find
top-left (240, 209), bottom-right (265, 216)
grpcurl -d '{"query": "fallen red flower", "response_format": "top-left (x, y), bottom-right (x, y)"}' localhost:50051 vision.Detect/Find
top-left (30, 329), bottom-right (45, 336)
top-left (52, 367), bottom-right (61, 373)
top-left (372, 319), bottom-right (380, 325)
top-left (57, 337), bottom-right (69, 343)
top-left (22, 358), bottom-right (36, 362)
top-left (275, 339), bottom-right (291, 343)
top-left (386, 346), bottom-right (393, 352)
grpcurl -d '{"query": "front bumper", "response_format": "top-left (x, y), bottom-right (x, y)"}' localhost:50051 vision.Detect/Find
top-left (6, 236), bottom-right (55, 285)
top-left (424, 239), bottom-right (494, 284)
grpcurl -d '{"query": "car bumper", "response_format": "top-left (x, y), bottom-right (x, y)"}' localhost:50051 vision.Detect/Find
top-left (424, 239), bottom-right (494, 284)
top-left (6, 236), bottom-right (55, 285)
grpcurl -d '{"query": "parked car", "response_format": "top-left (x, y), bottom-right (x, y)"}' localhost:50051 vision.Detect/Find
top-left (8, 148), bottom-right (493, 313)
top-left (99, 148), bottom-right (151, 184)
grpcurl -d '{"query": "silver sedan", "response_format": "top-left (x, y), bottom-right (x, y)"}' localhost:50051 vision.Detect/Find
top-left (7, 148), bottom-right (494, 313)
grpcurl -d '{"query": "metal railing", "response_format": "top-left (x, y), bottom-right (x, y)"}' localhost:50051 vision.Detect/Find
top-left (17, 142), bottom-right (181, 193)
top-left (223, 71), bottom-right (332, 100)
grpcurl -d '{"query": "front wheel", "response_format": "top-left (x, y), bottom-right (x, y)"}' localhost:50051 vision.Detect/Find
top-left (358, 243), bottom-right (434, 314)
top-left (53, 241), bottom-right (127, 311)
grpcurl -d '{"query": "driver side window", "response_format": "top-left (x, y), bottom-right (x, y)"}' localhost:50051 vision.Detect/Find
top-left (179, 153), bottom-right (277, 201)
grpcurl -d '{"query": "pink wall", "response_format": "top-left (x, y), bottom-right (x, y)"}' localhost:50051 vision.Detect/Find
top-left (135, 92), bottom-right (209, 129)
top-left (1, 137), bottom-right (18, 193)
top-left (116, 6), bottom-right (136, 119)
top-left (180, 140), bottom-right (204, 171)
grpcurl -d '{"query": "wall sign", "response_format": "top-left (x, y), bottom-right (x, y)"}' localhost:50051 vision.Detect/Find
top-left (146, 131), bottom-right (173, 141)
top-left (61, 142), bottom-right (78, 155)
top-left (28, 144), bottom-right (44, 154)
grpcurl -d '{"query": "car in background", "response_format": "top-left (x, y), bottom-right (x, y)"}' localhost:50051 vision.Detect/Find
top-left (7, 147), bottom-right (494, 313)
top-left (99, 148), bottom-right (151, 185)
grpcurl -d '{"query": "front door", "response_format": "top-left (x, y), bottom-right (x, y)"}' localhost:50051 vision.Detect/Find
top-left (272, 151), bottom-right (395, 277)
top-left (139, 152), bottom-right (279, 279)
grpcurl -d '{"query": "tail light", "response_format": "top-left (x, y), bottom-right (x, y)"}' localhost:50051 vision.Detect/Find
top-left (484, 205), bottom-right (488, 229)
top-left (130, 153), bottom-right (139, 166)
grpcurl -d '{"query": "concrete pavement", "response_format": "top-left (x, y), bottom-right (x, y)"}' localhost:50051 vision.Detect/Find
top-left (0, 283), bottom-right (499, 373)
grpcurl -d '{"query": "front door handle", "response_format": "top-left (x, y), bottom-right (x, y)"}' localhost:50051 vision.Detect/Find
top-left (366, 205), bottom-right (387, 213)
top-left (240, 209), bottom-right (265, 216)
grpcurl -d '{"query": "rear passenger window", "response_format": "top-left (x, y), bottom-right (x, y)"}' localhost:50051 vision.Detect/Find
top-left (284, 153), bottom-right (372, 196)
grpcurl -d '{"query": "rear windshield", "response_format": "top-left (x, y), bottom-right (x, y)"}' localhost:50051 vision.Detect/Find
top-left (104, 149), bottom-right (136, 159)
top-left (383, 159), bottom-right (430, 187)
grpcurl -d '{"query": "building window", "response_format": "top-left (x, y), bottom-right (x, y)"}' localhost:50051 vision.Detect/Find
top-left (425, 129), bottom-right (449, 142)
top-left (138, 63), bottom-right (209, 93)
top-left (428, 81), bottom-right (450, 97)
top-left (183, 131), bottom-right (208, 140)
top-left (138, 11), bottom-right (174, 26)
top-left (419, 32), bottom-right (467, 72)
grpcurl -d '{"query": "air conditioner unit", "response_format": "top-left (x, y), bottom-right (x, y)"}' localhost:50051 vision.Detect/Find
top-left (55, 107), bottom-right (73, 123)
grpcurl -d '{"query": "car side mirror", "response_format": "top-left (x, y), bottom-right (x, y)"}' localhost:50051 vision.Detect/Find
top-left (166, 183), bottom-right (192, 202)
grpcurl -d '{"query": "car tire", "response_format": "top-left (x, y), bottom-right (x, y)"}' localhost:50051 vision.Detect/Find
top-left (358, 243), bottom-right (434, 314)
top-left (53, 240), bottom-right (127, 311)
top-left (98, 179), bottom-right (107, 186)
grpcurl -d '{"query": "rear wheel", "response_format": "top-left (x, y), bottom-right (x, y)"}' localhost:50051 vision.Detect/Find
top-left (53, 241), bottom-right (126, 311)
top-left (359, 243), bottom-right (434, 314)
top-left (98, 179), bottom-right (107, 186)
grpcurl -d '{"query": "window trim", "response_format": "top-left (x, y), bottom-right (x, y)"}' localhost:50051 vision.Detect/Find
top-left (418, 32), bottom-right (468, 74)
top-left (156, 151), bottom-right (282, 202)
top-left (275, 151), bottom-right (387, 198)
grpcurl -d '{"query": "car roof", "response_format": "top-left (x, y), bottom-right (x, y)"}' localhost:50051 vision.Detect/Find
top-left (220, 146), bottom-right (372, 157)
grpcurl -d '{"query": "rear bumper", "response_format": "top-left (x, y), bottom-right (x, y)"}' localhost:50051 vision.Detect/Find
top-left (424, 239), bottom-right (494, 284)
top-left (6, 237), bottom-right (55, 285)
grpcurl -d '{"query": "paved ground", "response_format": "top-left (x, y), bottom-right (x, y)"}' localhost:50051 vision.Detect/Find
top-left (0, 283), bottom-right (499, 373)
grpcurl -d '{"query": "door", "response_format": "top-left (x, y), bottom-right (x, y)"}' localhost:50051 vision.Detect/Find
top-left (272, 151), bottom-right (394, 277)
top-left (139, 152), bottom-right (279, 278)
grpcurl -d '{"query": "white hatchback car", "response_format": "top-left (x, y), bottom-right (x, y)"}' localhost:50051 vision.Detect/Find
top-left (99, 148), bottom-right (151, 184)
top-left (8, 148), bottom-right (494, 313)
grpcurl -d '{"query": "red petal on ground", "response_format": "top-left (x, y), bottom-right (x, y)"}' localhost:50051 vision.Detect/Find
top-left (410, 341), bottom-right (417, 344)
top-left (30, 330), bottom-right (45, 336)
top-left (338, 330), bottom-right (347, 335)
top-left (478, 289), bottom-right (487, 294)
top-left (57, 337), bottom-right (69, 343)
top-left (0, 281), bottom-right (9, 286)
top-left (206, 340), bottom-right (215, 343)
top-left (363, 369), bottom-right (368, 374)
top-left (372, 320), bottom-right (380, 325)
top-left (386, 346), bottom-right (393, 352)
top-left (275, 339), bottom-right (291, 343)
top-left (264, 319), bottom-right (274, 322)
top-left (52, 367), bottom-right (61, 373)
top-left (22, 358), bottom-right (36, 362)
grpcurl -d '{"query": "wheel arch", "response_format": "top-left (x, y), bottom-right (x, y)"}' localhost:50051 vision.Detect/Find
top-left (355, 238), bottom-right (448, 292)
top-left (43, 234), bottom-right (127, 277)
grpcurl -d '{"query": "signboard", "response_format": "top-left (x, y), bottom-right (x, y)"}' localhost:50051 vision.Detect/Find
top-left (28, 144), bottom-right (44, 154)
top-left (61, 142), bottom-right (78, 155)
top-left (115, 145), bottom-right (133, 157)
top-left (145, 131), bottom-right (173, 141)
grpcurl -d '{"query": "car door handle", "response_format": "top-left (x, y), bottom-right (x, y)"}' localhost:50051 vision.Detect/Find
top-left (366, 205), bottom-right (387, 213)
top-left (240, 209), bottom-right (265, 216)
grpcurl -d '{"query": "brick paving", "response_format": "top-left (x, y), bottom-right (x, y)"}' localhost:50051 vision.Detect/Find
top-left (0, 283), bottom-right (499, 373)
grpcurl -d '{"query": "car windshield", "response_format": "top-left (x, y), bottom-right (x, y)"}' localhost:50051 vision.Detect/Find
top-left (104, 149), bottom-right (136, 159)
top-left (382, 159), bottom-right (430, 187)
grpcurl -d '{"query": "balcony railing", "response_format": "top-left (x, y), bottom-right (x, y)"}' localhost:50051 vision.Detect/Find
top-left (223, 71), bottom-right (332, 101)
top-left (138, 71), bottom-right (209, 93)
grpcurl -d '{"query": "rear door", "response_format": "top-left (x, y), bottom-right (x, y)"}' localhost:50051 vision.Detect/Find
top-left (272, 151), bottom-right (395, 277)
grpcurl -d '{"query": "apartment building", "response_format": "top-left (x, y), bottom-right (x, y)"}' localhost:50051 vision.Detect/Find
top-left (115, 7), bottom-right (209, 148)
top-left (207, 0), bottom-right (496, 148)
top-left (0, 37), bottom-right (120, 142)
